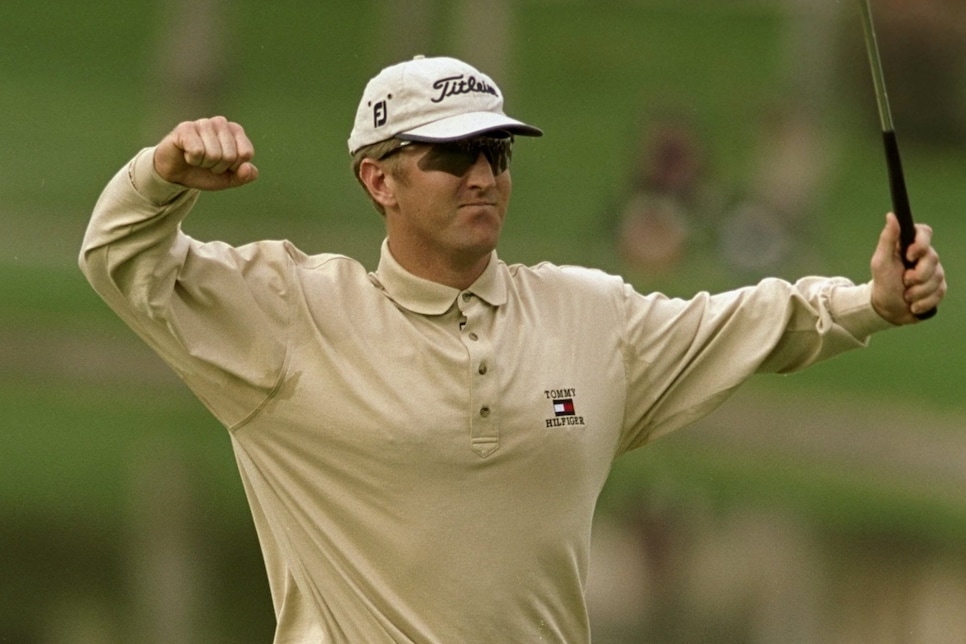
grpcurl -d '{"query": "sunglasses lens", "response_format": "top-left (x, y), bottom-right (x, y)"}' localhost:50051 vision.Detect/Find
top-left (420, 146), bottom-right (477, 176)
top-left (476, 137), bottom-right (512, 175)
top-left (417, 136), bottom-right (513, 177)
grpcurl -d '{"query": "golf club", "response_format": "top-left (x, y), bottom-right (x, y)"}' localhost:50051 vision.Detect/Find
top-left (859, 0), bottom-right (936, 319)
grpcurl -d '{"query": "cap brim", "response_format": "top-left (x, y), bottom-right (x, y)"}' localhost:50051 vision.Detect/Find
top-left (396, 112), bottom-right (543, 143)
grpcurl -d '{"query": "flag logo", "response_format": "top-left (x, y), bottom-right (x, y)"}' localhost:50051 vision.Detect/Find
top-left (553, 398), bottom-right (576, 417)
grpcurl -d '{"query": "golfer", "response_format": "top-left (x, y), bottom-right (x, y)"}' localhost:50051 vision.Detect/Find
top-left (80, 55), bottom-right (946, 642)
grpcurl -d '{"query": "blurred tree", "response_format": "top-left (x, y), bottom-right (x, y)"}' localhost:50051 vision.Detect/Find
top-left (132, 5), bottom-right (229, 638)
top-left (447, 0), bottom-right (512, 90)
top-left (126, 443), bottom-right (213, 644)
top-left (376, 0), bottom-right (437, 62)
top-left (149, 0), bottom-right (230, 137)
top-left (375, 0), bottom-right (512, 87)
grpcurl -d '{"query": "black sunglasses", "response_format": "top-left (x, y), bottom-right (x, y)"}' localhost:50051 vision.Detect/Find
top-left (382, 134), bottom-right (514, 177)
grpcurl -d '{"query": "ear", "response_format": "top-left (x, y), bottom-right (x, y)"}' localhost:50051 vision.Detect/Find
top-left (359, 158), bottom-right (397, 210)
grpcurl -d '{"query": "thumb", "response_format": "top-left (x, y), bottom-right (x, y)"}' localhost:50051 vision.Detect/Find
top-left (232, 161), bottom-right (259, 186)
top-left (877, 212), bottom-right (901, 258)
top-left (870, 212), bottom-right (902, 279)
top-left (195, 161), bottom-right (259, 191)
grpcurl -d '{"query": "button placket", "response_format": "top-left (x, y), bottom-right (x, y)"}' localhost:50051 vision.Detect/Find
top-left (459, 293), bottom-right (499, 458)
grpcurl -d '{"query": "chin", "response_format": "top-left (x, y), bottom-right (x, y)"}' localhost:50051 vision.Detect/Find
top-left (458, 233), bottom-right (500, 259)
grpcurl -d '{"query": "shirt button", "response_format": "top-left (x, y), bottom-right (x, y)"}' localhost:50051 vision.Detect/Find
top-left (478, 363), bottom-right (488, 375)
top-left (480, 406), bottom-right (491, 418)
top-left (462, 292), bottom-right (472, 302)
top-left (468, 332), bottom-right (479, 341)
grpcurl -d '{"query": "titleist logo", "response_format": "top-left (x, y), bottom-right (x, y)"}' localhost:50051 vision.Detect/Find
top-left (431, 74), bottom-right (498, 103)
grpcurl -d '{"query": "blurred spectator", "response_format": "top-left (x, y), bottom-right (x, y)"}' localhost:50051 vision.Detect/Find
top-left (615, 115), bottom-right (715, 273)
top-left (718, 103), bottom-right (824, 275)
top-left (613, 106), bottom-right (819, 278)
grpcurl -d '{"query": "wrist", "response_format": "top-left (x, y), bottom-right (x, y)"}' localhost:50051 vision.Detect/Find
top-left (130, 147), bottom-right (190, 205)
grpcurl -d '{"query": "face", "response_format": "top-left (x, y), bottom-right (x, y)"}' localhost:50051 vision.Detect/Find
top-left (380, 135), bottom-right (514, 276)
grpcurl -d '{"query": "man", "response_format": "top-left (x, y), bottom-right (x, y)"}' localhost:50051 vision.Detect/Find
top-left (80, 55), bottom-right (946, 642)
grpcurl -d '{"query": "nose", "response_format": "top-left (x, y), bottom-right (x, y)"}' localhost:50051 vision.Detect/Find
top-left (464, 152), bottom-right (498, 187)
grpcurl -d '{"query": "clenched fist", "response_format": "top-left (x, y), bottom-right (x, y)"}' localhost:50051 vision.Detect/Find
top-left (154, 116), bottom-right (258, 191)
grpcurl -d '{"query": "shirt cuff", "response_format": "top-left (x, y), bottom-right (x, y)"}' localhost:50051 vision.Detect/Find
top-left (128, 146), bottom-right (191, 205)
top-left (830, 282), bottom-right (896, 336)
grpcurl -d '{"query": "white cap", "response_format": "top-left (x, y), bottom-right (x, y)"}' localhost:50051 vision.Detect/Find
top-left (347, 55), bottom-right (543, 154)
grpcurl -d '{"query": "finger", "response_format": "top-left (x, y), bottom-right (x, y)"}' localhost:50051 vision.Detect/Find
top-left (195, 117), bottom-right (229, 170)
top-left (227, 122), bottom-right (255, 173)
top-left (903, 237), bottom-right (935, 275)
top-left (177, 121), bottom-right (209, 168)
top-left (210, 123), bottom-right (240, 175)
top-left (216, 121), bottom-right (256, 182)
top-left (906, 223), bottom-right (935, 265)
top-left (907, 263), bottom-right (946, 313)
top-left (906, 255), bottom-right (943, 295)
top-left (910, 288), bottom-right (944, 317)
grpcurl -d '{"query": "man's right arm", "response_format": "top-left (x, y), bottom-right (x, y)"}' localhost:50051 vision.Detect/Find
top-left (80, 116), bottom-right (259, 305)
top-left (79, 119), bottom-right (289, 429)
top-left (79, 145), bottom-right (201, 331)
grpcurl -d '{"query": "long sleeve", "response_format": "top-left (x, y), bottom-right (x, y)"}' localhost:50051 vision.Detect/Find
top-left (618, 276), bottom-right (895, 453)
top-left (79, 148), bottom-right (291, 428)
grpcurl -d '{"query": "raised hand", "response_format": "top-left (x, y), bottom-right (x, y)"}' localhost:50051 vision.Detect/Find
top-left (870, 213), bottom-right (946, 325)
top-left (154, 116), bottom-right (258, 191)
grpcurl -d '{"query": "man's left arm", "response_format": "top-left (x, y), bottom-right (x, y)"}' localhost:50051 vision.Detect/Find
top-left (615, 213), bottom-right (946, 452)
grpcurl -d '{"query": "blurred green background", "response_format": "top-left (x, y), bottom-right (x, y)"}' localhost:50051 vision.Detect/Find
top-left (2, 1), bottom-right (963, 642)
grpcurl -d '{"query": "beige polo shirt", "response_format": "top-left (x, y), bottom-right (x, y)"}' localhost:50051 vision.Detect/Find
top-left (80, 148), bottom-right (893, 643)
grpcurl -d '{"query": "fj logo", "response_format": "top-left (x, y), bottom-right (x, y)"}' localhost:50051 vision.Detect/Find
top-left (373, 99), bottom-right (389, 128)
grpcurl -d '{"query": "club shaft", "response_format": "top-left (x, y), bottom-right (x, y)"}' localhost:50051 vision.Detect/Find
top-left (859, 0), bottom-right (936, 319)
top-left (860, 0), bottom-right (894, 133)
top-left (860, 0), bottom-right (910, 253)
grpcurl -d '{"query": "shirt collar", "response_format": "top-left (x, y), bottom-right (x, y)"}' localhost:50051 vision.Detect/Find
top-left (372, 239), bottom-right (507, 315)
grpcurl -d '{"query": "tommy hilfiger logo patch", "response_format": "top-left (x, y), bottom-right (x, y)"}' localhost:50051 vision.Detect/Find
top-left (544, 388), bottom-right (586, 428)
